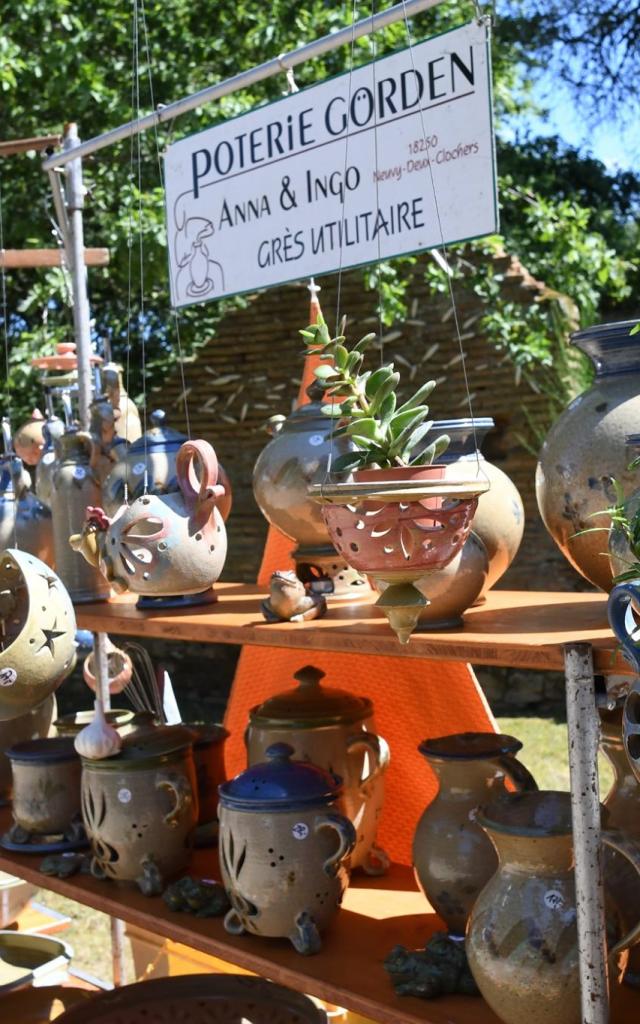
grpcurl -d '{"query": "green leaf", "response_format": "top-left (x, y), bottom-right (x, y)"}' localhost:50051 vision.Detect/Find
top-left (345, 418), bottom-right (378, 439)
top-left (321, 404), bottom-right (343, 417)
top-left (388, 406), bottom-right (429, 440)
top-left (332, 450), bottom-right (369, 473)
top-left (379, 392), bottom-right (397, 427)
top-left (369, 372), bottom-right (400, 416)
top-left (396, 380), bottom-right (436, 414)
top-left (365, 365), bottom-right (395, 398)
top-left (411, 434), bottom-right (450, 465)
top-left (313, 364), bottom-right (340, 381)
top-left (399, 422), bottom-right (436, 461)
top-left (334, 345), bottom-right (348, 369)
top-left (353, 332), bottom-right (377, 353)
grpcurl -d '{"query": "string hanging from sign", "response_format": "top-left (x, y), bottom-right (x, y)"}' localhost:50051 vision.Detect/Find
top-left (0, 164), bottom-right (18, 549)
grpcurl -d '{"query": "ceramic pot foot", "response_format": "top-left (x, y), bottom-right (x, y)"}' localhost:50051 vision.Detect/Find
top-left (361, 843), bottom-right (391, 876)
top-left (136, 854), bottom-right (164, 896)
top-left (223, 907), bottom-right (246, 936)
top-left (63, 815), bottom-right (87, 845)
top-left (289, 910), bottom-right (321, 955)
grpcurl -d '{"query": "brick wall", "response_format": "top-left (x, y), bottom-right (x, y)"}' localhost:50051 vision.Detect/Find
top-left (154, 254), bottom-right (589, 593)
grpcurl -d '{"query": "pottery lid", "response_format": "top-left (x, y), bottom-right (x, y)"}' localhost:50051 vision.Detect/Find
top-left (249, 666), bottom-right (372, 727)
top-left (55, 709), bottom-right (133, 734)
top-left (82, 725), bottom-right (194, 767)
top-left (219, 742), bottom-right (342, 811)
top-left (184, 722), bottom-right (229, 749)
top-left (127, 410), bottom-right (186, 454)
top-left (419, 732), bottom-right (523, 761)
top-left (6, 737), bottom-right (78, 763)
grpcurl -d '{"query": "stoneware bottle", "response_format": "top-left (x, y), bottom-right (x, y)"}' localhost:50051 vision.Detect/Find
top-left (245, 665), bottom-right (390, 875)
top-left (81, 726), bottom-right (198, 895)
top-left (412, 418), bottom-right (524, 627)
top-left (252, 380), bottom-right (370, 601)
top-left (412, 732), bottom-right (537, 936)
top-left (218, 742), bottom-right (356, 954)
top-left (466, 791), bottom-right (640, 1024)
top-left (536, 320), bottom-right (640, 591)
top-left (600, 702), bottom-right (640, 988)
top-left (50, 429), bottom-right (110, 603)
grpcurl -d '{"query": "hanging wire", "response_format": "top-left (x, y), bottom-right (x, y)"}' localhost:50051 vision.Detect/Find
top-left (139, 0), bottom-right (191, 439)
top-left (334, 0), bottom-right (359, 337)
top-left (368, 0), bottom-right (385, 365)
top-left (400, 1), bottom-right (482, 474)
top-left (122, 1), bottom-right (140, 501)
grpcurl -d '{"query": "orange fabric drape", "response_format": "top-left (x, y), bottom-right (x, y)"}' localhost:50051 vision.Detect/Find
top-left (223, 289), bottom-right (496, 866)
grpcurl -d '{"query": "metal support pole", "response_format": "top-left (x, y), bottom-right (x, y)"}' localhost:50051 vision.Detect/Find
top-left (564, 642), bottom-right (608, 1024)
top-left (63, 123), bottom-right (92, 432)
top-left (110, 916), bottom-right (127, 987)
top-left (42, 0), bottom-right (445, 171)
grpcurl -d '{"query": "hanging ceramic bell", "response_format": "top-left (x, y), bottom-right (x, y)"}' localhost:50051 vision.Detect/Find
top-left (0, 549), bottom-right (76, 721)
top-left (71, 439), bottom-right (228, 605)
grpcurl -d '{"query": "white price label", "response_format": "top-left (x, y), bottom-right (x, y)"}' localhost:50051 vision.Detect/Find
top-left (117, 788), bottom-right (132, 804)
top-left (291, 822), bottom-right (309, 840)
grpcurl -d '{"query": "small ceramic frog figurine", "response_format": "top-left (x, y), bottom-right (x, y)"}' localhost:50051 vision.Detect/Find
top-left (261, 570), bottom-right (327, 623)
top-left (71, 439), bottom-right (228, 599)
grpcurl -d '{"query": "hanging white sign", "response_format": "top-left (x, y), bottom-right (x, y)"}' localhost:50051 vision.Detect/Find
top-left (164, 20), bottom-right (497, 309)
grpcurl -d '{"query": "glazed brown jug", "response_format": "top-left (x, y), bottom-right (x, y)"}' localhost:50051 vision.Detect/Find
top-left (467, 791), bottom-right (640, 1024)
top-left (412, 732), bottom-right (537, 936)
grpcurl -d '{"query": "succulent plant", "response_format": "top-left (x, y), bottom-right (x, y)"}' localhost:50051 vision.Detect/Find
top-left (301, 315), bottom-right (449, 474)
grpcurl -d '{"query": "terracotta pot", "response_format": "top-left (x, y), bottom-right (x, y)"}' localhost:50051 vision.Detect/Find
top-left (187, 722), bottom-right (229, 826)
top-left (599, 703), bottom-right (640, 988)
top-left (253, 380), bottom-right (370, 600)
top-left (245, 665), bottom-right (390, 875)
top-left (6, 738), bottom-right (82, 839)
top-left (218, 742), bottom-right (356, 954)
top-left (54, 709), bottom-right (133, 736)
top-left (82, 643), bottom-right (133, 696)
top-left (75, 440), bottom-right (227, 599)
top-left (0, 550), bottom-right (76, 722)
top-left (536, 320), bottom-right (640, 591)
top-left (412, 732), bottom-right (537, 936)
top-left (467, 791), bottom-right (640, 1024)
top-left (51, 430), bottom-right (110, 603)
top-left (0, 695), bottom-right (56, 804)
top-left (81, 726), bottom-right (198, 893)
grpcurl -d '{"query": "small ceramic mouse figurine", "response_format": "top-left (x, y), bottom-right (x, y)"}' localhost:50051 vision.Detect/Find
top-left (261, 570), bottom-right (327, 623)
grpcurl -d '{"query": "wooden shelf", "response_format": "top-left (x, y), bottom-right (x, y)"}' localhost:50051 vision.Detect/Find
top-left (1, 810), bottom-right (636, 1023)
top-left (75, 585), bottom-right (624, 674)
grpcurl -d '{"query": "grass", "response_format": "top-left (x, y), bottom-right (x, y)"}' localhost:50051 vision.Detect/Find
top-left (31, 715), bottom-right (612, 984)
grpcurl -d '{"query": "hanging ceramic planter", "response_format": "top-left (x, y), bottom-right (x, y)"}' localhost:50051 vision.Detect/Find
top-left (0, 549), bottom-right (76, 722)
top-left (311, 467), bottom-right (486, 642)
top-left (71, 439), bottom-right (228, 607)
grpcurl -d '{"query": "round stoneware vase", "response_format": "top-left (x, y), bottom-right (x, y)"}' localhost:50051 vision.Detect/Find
top-left (218, 742), bottom-right (356, 955)
top-left (415, 419), bottom-right (524, 628)
top-left (6, 737), bottom-right (82, 840)
top-left (0, 695), bottom-right (56, 804)
top-left (600, 704), bottom-right (640, 988)
top-left (412, 732), bottom-right (537, 936)
top-left (467, 791), bottom-right (640, 1024)
top-left (245, 665), bottom-right (390, 875)
top-left (81, 727), bottom-right (198, 894)
top-left (252, 381), bottom-right (370, 600)
top-left (536, 320), bottom-right (640, 591)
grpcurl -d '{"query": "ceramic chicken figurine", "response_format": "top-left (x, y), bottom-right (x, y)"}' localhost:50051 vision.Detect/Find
top-left (70, 439), bottom-right (228, 599)
top-left (261, 570), bottom-right (327, 623)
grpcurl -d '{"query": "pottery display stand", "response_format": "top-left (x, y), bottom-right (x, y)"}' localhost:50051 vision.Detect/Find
top-left (0, 586), bottom-right (633, 1023)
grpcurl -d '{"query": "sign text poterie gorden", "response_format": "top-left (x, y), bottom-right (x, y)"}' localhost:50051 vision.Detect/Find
top-left (164, 21), bottom-right (497, 308)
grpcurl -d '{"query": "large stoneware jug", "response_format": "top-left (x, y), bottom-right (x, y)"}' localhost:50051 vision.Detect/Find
top-left (467, 791), bottom-right (640, 1024)
top-left (412, 732), bottom-right (537, 936)
top-left (536, 320), bottom-right (640, 591)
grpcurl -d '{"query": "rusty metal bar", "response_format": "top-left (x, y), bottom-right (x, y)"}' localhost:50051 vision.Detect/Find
top-left (564, 641), bottom-right (608, 1024)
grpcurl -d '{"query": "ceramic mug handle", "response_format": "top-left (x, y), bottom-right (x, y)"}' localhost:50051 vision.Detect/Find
top-left (346, 732), bottom-right (390, 792)
top-left (176, 439), bottom-right (225, 512)
top-left (496, 754), bottom-right (538, 792)
top-left (608, 582), bottom-right (640, 674)
top-left (603, 828), bottom-right (640, 958)
top-left (156, 771), bottom-right (193, 829)
top-left (314, 812), bottom-right (356, 878)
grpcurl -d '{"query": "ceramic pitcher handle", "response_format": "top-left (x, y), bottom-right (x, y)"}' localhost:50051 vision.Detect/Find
top-left (315, 812), bottom-right (356, 878)
top-left (346, 732), bottom-right (390, 792)
top-left (603, 828), bottom-right (640, 958)
top-left (608, 582), bottom-right (640, 674)
top-left (176, 440), bottom-right (225, 511)
top-left (496, 754), bottom-right (538, 792)
top-left (156, 771), bottom-right (193, 830)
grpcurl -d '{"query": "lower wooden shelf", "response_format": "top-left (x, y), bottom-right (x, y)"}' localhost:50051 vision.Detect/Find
top-left (0, 810), bottom-right (637, 1023)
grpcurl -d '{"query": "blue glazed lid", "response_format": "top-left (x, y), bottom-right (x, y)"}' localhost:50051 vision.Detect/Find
top-left (219, 742), bottom-right (342, 811)
top-left (127, 410), bottom-right (186, 454)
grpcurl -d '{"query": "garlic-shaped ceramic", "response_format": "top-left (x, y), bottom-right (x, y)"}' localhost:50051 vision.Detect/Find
top-left (0, 550), bottom-right (76, 721)
top-left (74, 699), bottom-right (123, 759)
top-left (72, 440), bottom-right (228, 598)
top-left (218, 742), bottom-right (356, 954)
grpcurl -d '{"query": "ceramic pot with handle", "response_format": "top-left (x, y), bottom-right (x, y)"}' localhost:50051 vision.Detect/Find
top-left (72, 439), bottom-right (227, 600)
top-left (466, 790), bottom-right (640, 1024)
top-left (246, 665), bottom-right (389, 875)
top-left (218, 742), bottom-right (356, 954)
top-left (0, 695), bottom-right (56, 804)
top-left (412, 732), bottom-right (538, 936)
top-left (6, 737), bottom-right (82, 842)
top-left (81, 726), bottom-right (198, 894)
